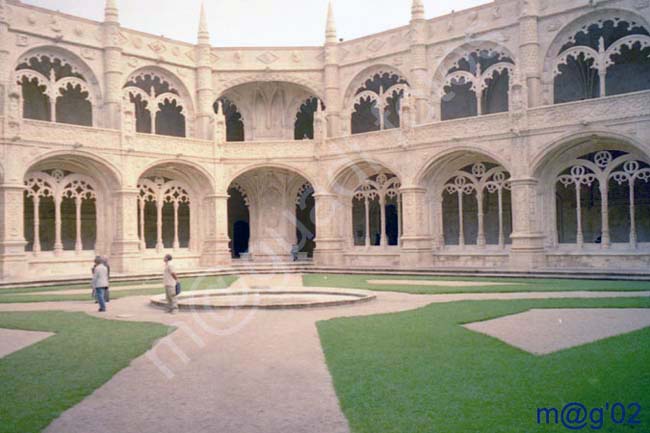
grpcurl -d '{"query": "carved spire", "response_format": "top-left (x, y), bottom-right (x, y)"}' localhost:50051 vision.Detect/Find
top-left (104, 0), bottom-right (119, 23)
top-left (198, 1), bottom-right (210, 45)
top-left (325, 1), bottom-right (337, 44)
top-left (411, 0), bottom-right (425, 20)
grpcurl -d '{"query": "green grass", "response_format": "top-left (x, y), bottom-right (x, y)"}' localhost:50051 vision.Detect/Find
top-left (0, 275), bottom-right (238, 303)
top-left (0, 311), bottom-right (171, 433)
top-left (304, 273), bottom-right (650, 294)
top-left (317, 297), bottom-right (650, 433)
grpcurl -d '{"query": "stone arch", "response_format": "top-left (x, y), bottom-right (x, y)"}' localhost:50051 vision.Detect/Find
top-left (24, 150), bottom-right (122, 190)
top-left (22, 152), bottom-right (122, 255)
top-left (135, 159), bottom-right (216, 195)
top-left (215, 74), bottom-right (324, 101)
top-left (227, 165), bottom-right (316, 260)
top-left (215, 81), bottom-right (322, 142)
top-left (136, 160), bottom-right (215, 253)
top-left (329, 159), bottom-right (404, 248)
top-left (13, 45), bottom-right (103, 127)
top-left (542, 8), bottom-right (650, 104)
top-left (533, 132), bottom-right (650, 250)
top-left (419, 149), bottom-right (514, 250)
top-left (432, 41), bottom-right (516, 120)
top-left (531, 130), bottom-right (649, 179)
top-left (343, 65), bottom-right (411, 135)
top-left (227, 162), bottom-right (318, 194)
top-left (343, 64), bottom-right (411, 105)
top-left (414, 146), bottom-right (511, 188)
top-left (122, 66), bottom-right (196, 137)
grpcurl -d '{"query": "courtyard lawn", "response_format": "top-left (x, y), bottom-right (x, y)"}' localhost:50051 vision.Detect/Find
top-left (0, 275), bottom-right (238, 303)
top-left (0, 311), bottom-right (171, 433)
top-left (304, 273), bottom-right (650, 294)
top-left (317, 297), bottom-right (650, 433)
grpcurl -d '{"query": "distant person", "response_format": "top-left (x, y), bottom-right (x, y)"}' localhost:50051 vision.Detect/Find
top-left (102, 256), bottom-right (111, 303)
top-left (291, 244), bottom-right (300, 262)
top-left (92, 256), bottom-right (109, 313)
top-left (163, 254), bottom-right (180, 314)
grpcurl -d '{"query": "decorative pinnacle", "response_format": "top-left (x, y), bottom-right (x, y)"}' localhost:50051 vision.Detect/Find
top-left (325, 1), bottom-right (337, 43)
top-left (104, 0), bottom-right (119, 23)
top-left (411, 0), bottom-right (425, 20)
top-left (198, 2), bottom-right (210, 45)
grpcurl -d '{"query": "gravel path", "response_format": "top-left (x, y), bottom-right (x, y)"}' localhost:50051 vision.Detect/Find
top-left (0, 276), bottom-right (647, 433)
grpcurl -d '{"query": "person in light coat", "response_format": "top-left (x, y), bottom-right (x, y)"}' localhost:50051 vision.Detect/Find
top-left (92, 256), bottom-right (109, 312)
top-left (163, 254), bottom-right (180, 314)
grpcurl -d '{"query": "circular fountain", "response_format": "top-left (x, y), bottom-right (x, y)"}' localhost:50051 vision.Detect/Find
top-left (150, 287), bottom-right (376, 310)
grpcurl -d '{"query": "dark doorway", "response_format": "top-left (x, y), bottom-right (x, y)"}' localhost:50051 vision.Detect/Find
top-left (228, 187), bottom-right (250, 258)
top-left (385, 203), bottom-right (399, 246)
top-left (295, 189), bottom-right (316, 257)
top-left (232, 220), bottom-right (250, 257)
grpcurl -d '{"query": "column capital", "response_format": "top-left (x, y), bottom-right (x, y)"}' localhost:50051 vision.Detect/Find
top-left (508, 177), bottom-right (539, 186)
top-left (206, 193), bottom-right (229, 200)
top-left (0, 183), bottom-right (26, 191)
top-left (111, 188), bottom-right (139, 196)
top-left (313, 192), bottom-right (338, 199)
top-left (399, 186), bottom-right (427, 194)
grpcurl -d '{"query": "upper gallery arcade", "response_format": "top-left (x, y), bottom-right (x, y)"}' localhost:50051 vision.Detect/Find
top-left (1, 0), bottom-right (650, 279)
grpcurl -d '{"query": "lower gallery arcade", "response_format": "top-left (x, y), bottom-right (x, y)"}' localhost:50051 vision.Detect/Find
top-left (5, 137), bottom-right (650, 278)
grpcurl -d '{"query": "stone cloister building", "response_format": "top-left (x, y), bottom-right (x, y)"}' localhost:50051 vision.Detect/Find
top-left (1, 0), bottom-right (650, 280)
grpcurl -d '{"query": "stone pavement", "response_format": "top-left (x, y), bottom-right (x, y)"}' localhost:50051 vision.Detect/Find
top-left (0, 275), bottom-right (647, 433)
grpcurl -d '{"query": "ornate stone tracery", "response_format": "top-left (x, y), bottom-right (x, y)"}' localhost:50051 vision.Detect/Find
top-left (123, 70), bottom-right (189, 137)
top-left (352, 173), bottom-right (402, 247)
top-left (440, 49), bottom-right (515, 120)
top-left (24, 169), bottom-right (97, 255)
top-left (348, 71), bottom-right (410, 134)
top-left (137, 177), bottom-right (191, 251)
top-left (556, 151), bottom-right (650, 249)
top-left (15, 54), bottom-right (94, 126)
top-left (553, 18), bottom-right (650, 103)
top-left (443, 163), bottom-right (512, 248)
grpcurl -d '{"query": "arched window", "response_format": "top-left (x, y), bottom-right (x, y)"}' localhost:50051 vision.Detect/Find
top-left (24, 169), bottom-right (97, 254)
top-left (350, 72), bottom-right (409, 134)
top-left (352, 173), bottom-right (401, 247)
top-left (441, 49), bottom-right (514, 121)
top-left (214, 97), bottom-right (245, 142)
top-left (124, 72), bottom-right (186, 137)
top-left (555, 150), bottom-right (650, 248)
top-left (442, 163), bottom-right (512, 248)
top-left (294, 97), bottom-right (326, 140)
top-left (16, 55), bottom-right (93, 126)
top-left (137, 177), bottom-right (191, 251)
top-left (553, 18), bottom-right (650, 103)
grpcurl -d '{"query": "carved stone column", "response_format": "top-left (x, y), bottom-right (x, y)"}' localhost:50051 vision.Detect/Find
top-left (200, 193), bottom-right (231, 266)
top-left (324, 2), bottom-right (342, 137)
top-left (313, 193), bottom-right (345, 266)
top-left (103, 2), bottom-right (123, 129)
top-left (110, 188), bottom-right (142, 273)
top-left (0, 0), bottom-right (9, 118)
top-left (399, 186), bottom-right (433, 267)
top-left (409, 0), bottom-right (429, 125)
top-left (0, 183), bottom-right (28, 280)
top-left (195, 4), bottom-right (214, 140)
top-left (519, 0), bottom-right (542, 107)
top-left (509, 177), bottom-right (546, 269)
